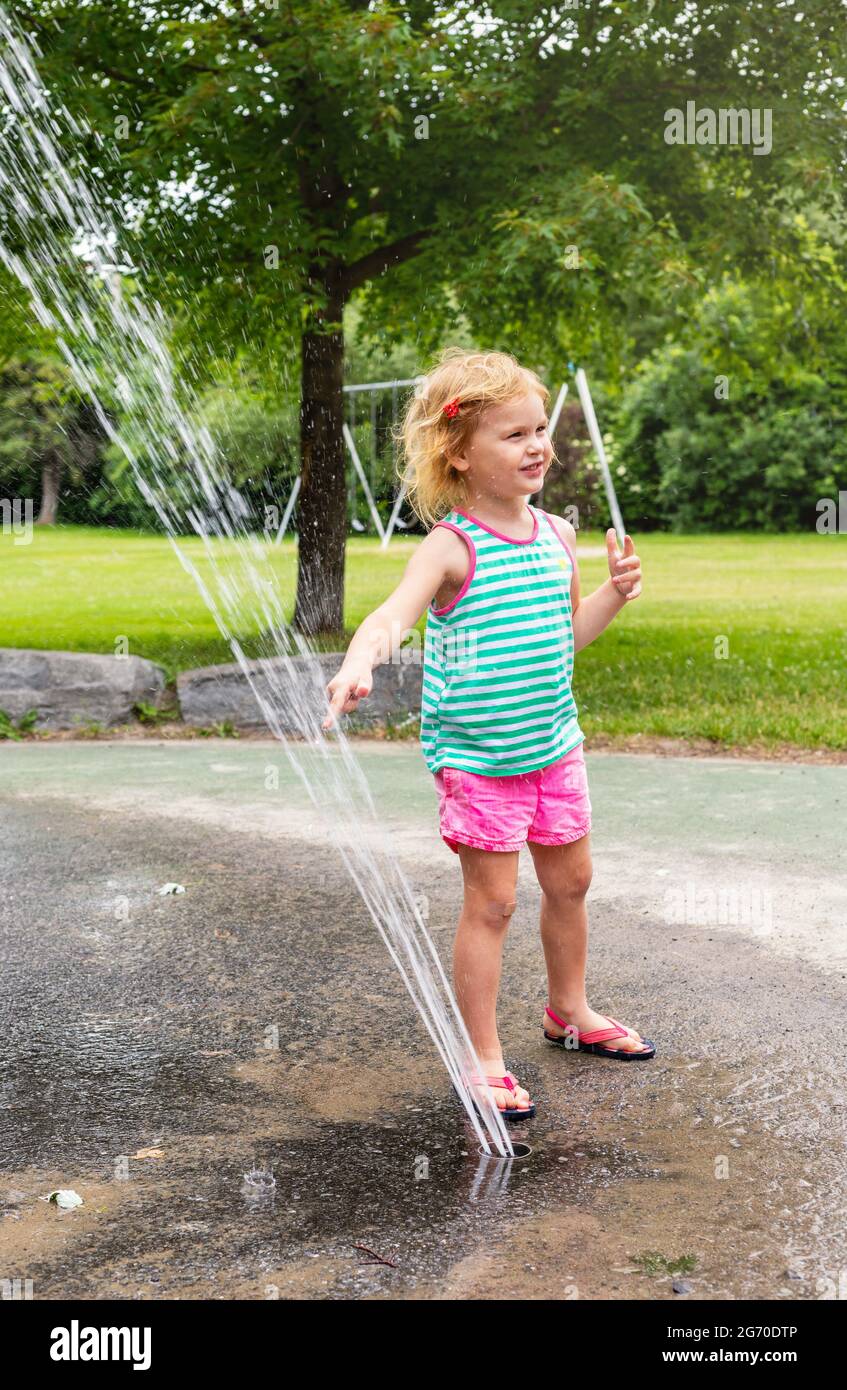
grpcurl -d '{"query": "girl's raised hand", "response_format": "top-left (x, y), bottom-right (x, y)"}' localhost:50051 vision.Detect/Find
top-left (322, 666), bottom-right (374, 731)
top-left (606, 528), bottom-right (642, 602)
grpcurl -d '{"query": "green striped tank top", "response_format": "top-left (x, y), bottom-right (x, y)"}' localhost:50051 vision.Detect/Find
top-left (420, 503), bottom-right (584, 776)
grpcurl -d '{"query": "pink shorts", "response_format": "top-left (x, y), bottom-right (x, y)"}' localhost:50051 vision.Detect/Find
top-left (433, 742), bottom-right (591, 854)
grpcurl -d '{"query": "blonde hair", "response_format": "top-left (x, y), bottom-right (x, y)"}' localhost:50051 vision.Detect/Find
top-left (394, 347), bottom-right (551, 529)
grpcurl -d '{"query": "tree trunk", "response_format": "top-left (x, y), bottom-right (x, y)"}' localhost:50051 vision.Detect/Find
top-left (36, 450), bottom-right (63, 526)
top-left (292, 274), bottom-right (347, 636)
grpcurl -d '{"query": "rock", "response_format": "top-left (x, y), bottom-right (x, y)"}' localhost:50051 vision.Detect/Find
top-left (177, 650), bottom-right (423, 732)
top-left (0, 648), bottom-right (166, 730)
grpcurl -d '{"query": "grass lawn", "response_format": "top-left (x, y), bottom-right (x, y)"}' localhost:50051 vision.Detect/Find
top-left (2, 525), bottom-right (845, 749)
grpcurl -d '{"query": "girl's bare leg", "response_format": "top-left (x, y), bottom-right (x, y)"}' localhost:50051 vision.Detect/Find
top-left (452, 844), bottom-right (532, 1110)
top-left (528, 834), bottom-right (651, 1052)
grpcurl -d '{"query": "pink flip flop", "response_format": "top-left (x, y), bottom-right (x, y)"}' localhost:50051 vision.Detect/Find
top-left (543, 1006), bottom-right (656, 1061)
top-left (453, 1070), bottom-right (536, 1122)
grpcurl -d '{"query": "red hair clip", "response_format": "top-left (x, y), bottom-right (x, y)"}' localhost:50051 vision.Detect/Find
top-left (442, 397), bottom-right (461, 419)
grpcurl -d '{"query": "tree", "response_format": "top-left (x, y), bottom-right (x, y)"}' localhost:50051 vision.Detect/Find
top-left (96, 364), bottom-right (302, 532)
top-left (0, 354), bottom-right (105, 525)
top-left (16, 0), bottom-right (847, 628)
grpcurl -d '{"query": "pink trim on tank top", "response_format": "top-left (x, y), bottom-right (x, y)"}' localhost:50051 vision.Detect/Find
top-left (453, 504), bottom-right (539, 545)
top-left (540, 509), bottom-right (577, 572)
top-left (429, 521), bottom-right (477, 615)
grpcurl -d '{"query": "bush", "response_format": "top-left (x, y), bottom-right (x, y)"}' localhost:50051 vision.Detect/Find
top-left (611, 285), bottom-right (847, 532)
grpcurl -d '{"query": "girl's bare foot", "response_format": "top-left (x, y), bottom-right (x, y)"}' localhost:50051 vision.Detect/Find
top-left (543, 1005), bottom-right (652, 1054)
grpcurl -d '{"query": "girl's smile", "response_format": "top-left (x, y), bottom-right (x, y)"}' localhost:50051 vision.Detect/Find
top-left (519, 460), bottom-right (544, 480)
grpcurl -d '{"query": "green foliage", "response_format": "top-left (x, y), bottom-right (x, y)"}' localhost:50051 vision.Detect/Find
top-left (20, 0), bottom-right (847, 375)
top-left (633, 1251), bottom-right (698, 1277)
top-left (91, 364), bottom-right (301, 531)
top-left (0, 347), bottom-right (125, 525)
top-left (0, 356), bottom-right (79, 496)
top-left (132, 701), bottom-right (176, 726)
top-left (612, 279), bottom-right (847, 531)
top-left (360, 711), bottom-right (420, 741)
top-left (0, 707), bottom-right (38, 740)
top-left (193, 374), bottom-right (300, 518)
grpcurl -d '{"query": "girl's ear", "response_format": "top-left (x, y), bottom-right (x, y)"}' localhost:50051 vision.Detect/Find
top-left (447, 450), bottom-right (469, 472)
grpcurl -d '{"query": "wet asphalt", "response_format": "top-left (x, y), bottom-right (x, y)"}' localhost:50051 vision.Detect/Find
top-left (0, 739), bottom-right (845, 1301)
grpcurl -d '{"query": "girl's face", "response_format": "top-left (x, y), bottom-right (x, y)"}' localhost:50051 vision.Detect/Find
top-left (449, 390), bottom-right (552, 497)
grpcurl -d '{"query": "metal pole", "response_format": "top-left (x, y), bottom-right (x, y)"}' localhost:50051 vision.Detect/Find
top-left (348, 391), bottom-right (358, 522)
top-left (369, 389), bottom-right (377, 497)
top-left (343, 422), bottom-right (386, 541)
top-left (531, 382), bottom-right (568, 506)
top-left (548, 381), bottom-right (569, 437)
top-left (273, 475), bottom-right (301, 544)
top-left (343, 376), bottom-right (425, 393)
top-left (381, 481), bottom-right (408, 550)
top-left (574, 368), bottom-right (626, 548)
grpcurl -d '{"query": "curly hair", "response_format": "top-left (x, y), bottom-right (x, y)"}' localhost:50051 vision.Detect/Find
top-left (394, 347), bottom-right (552, 529)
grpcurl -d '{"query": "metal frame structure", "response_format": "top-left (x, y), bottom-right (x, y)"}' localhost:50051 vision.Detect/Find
top-left (531, 373), bottom-right (625, 545)
top-left (273, 369), bottom-right (625, 546)
top-left (274, 375), bottom-right (423, 545)
top-left (346, 376), bottom-right (425, 548)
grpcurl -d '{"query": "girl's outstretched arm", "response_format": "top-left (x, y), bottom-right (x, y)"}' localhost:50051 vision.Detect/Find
top-left (321, 525), bottom-right (469, 730)
top-left (546, 516), bottom-right (642, 653)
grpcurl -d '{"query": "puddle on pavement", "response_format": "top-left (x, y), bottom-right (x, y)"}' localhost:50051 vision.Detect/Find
top-left (2, 793), bottom-right (844, 1300)
top-left (2, 1037), bottom-right (842, 1301)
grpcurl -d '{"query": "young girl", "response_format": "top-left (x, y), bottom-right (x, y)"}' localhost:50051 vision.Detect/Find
top-left (323, 348), bottom-right (654, 1122)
